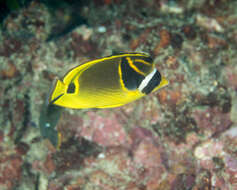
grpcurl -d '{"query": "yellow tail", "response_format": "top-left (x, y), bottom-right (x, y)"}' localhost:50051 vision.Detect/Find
top-left (49, 79), bottom-right (65, 104)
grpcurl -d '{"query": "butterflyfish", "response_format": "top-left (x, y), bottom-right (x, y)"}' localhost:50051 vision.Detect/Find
top-left (49, 53), bottom-right (168, 108)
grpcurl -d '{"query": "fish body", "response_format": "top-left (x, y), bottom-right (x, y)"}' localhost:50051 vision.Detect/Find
top-left (49, 53), bottom-right (168, 109)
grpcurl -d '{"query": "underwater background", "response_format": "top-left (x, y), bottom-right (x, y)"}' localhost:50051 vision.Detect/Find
top-left (0, 0), bottom-right (237, 189)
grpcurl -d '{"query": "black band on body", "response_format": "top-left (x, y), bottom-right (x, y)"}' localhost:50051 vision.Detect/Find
top-left (141, 70), bottom-right (161, 94)
top-left (121, 57), bottom-right (144, 90)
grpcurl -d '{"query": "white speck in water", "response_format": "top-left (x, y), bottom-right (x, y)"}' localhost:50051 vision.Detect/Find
top-left (97, 26), bottom-right (106, 33)
top-left (45, 123), bottom-right (51, 128)
top-left (98, 153), bottom-right (106, 159)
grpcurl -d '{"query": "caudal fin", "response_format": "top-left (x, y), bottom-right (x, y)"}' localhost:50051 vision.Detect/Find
top-left (49, 79), bottom-right (65, 104)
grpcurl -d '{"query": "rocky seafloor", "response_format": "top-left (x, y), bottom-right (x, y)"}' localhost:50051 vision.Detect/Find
top-left (0, 0), bottom-right (237, 189)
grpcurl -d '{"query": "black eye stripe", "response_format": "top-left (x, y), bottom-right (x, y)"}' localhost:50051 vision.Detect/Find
top-left (121, 57), bottom-right (144, 90)
top-left (133, 60), bottom-right (152, 74)
top-left (143, 56), bottom-right (153, 63)
top-left (141, 70), bottom-right (161, 94)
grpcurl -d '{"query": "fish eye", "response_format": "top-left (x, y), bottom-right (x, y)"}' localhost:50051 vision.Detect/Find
top-left (144, 56), bottom-right (153, 64)
top-left (67, 83), bottom-right (75, 94)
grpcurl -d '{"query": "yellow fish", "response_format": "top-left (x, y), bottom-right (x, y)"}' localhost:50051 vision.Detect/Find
top-left (49, 53), bottom-right (168, 109)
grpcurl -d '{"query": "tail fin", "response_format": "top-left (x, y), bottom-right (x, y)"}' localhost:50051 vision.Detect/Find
top-left (49, 79), bottom-right (65, 104)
